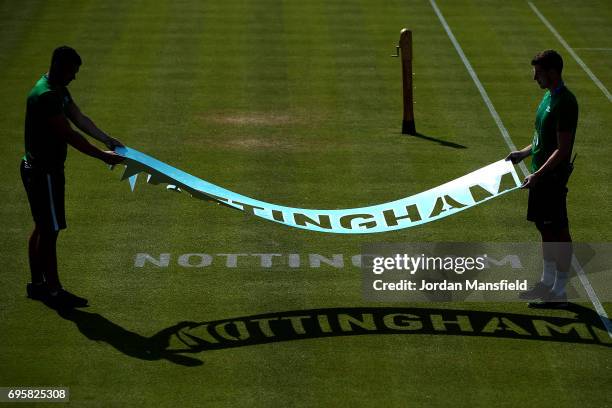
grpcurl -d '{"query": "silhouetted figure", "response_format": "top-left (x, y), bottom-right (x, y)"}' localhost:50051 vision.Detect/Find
top-left (21, 46), bottom-right (125, 308)
top-left (506, 50), bottom-right (578, 308)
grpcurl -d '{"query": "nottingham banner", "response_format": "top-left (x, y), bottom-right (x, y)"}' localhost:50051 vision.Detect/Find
top-left (114, 147), bottom-right (521, 234)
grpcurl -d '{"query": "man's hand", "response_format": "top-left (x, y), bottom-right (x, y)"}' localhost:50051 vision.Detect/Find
top-left (505, 150), bottom-right (529, 164)
top-left (102, 150), bottom-right (125, 165)
top-left (104, 137), bottom-right (124, 150)
top-left (521, 172), bottom-right (540, 189)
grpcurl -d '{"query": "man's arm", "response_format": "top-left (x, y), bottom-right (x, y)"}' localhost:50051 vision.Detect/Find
top-left (521, 131), bottom-right (572, 189)
top-left (49, 114), bottom-right (124, 165)
top-left (66, 101), bottom-right (123, 150)
top-left (505, 144), bottom-right (532, 164)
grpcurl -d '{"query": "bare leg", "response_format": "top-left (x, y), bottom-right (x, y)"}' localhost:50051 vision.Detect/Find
top-left (38, 228), bottom-right (61, 292)
top-left (36, 229), bottom-right (88, 307)
top-left (538, 224), bottom-right (572, 299)
top-left (539, 225), bottom-right (572, 273)
top-left (28, 227), bottom-right (44, 284)
top-left (521, 224), bottom-right (572, 303)
top-left (555, 227), bottom-right (572, 274)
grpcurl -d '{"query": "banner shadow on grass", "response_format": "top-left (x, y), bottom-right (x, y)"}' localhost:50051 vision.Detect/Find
top-left (53, 303), bottom-right (610, 367)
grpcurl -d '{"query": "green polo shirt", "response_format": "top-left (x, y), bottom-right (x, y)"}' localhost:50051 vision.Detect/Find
top-left (530, 84), bottom-right (578, 173)
top-left (24, 74), bottom-right (73, 170)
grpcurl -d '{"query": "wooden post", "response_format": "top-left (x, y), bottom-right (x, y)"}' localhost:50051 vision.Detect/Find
top-left (399, 28), bottom-right (416, 135)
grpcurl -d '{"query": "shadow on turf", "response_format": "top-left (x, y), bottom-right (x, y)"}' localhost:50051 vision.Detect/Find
top-left (408, 132), bottom-right (467, 149)
top-left (54, 308), bottom-right (204, 366)
top-left (49, 303), bottom-right (610, 366)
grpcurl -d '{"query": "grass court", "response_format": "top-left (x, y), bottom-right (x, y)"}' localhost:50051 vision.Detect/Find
top-left (1, 0), bottom-right (611, 406)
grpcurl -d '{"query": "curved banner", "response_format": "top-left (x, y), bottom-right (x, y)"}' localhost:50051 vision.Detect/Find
top-left (113, 146), bottom-right (521, 234)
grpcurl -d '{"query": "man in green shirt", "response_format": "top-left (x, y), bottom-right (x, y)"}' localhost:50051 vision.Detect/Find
top-left (506, 50), bottom-right (577, 308)
top-left (21, 46), bottom-right (125, 308)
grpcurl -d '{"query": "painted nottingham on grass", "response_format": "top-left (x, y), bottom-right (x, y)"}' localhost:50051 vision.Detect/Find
top-left (114, 146), bottom-right (521, 233)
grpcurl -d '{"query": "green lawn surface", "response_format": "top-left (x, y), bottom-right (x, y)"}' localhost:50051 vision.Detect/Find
top-left (1, 0), bottom-right (610, 407)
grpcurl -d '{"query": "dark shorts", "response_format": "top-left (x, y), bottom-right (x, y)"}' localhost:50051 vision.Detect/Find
top-left (527, 179), bottom-right (568, 229)
top-left (20, 160), bottom-right (66, 232)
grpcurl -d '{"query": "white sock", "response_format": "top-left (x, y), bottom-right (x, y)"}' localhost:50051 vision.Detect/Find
top-left (552, 272), bottom-right (568, 296)
top-left (541, 260), bottom-right (556, 286)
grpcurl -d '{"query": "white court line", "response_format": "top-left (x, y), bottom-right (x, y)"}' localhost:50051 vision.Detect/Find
top-left (573, 255), bottom-right (612, 338)
top-left (429, 0), bottom-right (529, 177)
top-left (528, 1), bottom-right (612, 103)
top-left (528, 1), bottom-right (612, 338)
top-left (574, 47), bottom-right (612, 51)
top-left (428, 0), bottom-right (528, 177)
top-left (429, 0), bottom-right (612, 338)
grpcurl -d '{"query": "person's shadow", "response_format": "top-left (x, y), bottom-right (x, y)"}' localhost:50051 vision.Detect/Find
top-left (54, 308), bottom-right (204, 366)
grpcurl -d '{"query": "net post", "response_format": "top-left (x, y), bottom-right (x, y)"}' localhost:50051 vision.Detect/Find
top-left (399, 28), bottom-right (416, 135)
